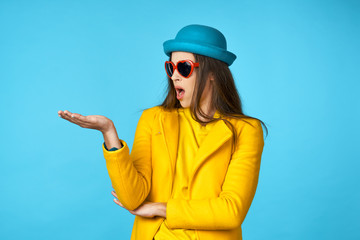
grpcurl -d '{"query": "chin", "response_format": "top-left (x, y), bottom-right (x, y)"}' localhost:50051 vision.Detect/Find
top-left (179, 101), bottom-right (190, 108)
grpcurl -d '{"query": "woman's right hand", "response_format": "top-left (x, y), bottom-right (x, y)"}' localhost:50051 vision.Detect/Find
top-left (58, 110), bottom-right (114, 133)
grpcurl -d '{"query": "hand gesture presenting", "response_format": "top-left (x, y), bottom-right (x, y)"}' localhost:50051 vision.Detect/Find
top-left (58, 110), bottom-right (113, 133)
top-left (58, 110), bottom-right (122, 149)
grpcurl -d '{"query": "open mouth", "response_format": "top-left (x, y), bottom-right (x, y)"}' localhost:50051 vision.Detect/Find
top-left (175, 87), bottom-right (185, 100)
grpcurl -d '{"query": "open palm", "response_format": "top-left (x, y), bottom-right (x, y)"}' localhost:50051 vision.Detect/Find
top-left (58, 110), bottom-right (113, 133)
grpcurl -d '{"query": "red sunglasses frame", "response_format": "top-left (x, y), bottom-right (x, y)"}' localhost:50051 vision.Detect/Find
top-left (165, 60), bottom-right (200, 78)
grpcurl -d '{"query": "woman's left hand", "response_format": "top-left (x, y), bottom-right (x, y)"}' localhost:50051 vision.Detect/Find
top-left (111, 190), bottom-right (167, 218)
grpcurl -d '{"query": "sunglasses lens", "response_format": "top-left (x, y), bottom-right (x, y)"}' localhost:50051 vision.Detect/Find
top-left (165, 62), bottom-right (174, 77)
top-left (177, 61), bottom-right (192, 78)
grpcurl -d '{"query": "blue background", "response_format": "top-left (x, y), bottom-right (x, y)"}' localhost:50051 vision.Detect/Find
top-left (1, 0), bottom-right (359, 239)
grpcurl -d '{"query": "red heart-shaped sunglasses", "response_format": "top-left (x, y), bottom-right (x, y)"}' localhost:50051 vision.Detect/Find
top-left (165, 60), bottom-right (200, 78)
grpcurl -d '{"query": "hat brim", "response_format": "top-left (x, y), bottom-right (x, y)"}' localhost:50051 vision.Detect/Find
top-left (163, 40), bottom-right (236, 66)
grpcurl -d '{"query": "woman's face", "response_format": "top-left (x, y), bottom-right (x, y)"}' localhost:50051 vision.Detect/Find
top-left (170, 51), bottom-right (198, 108)
top-left (170, 51), bottom-right (213, 110)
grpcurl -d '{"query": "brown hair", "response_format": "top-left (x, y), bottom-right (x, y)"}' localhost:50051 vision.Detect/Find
top-left (159, 53), bottom-right (268, 153)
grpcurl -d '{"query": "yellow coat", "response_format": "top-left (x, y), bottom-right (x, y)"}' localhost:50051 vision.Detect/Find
top-left (102, 106), bottom-right (265, 240)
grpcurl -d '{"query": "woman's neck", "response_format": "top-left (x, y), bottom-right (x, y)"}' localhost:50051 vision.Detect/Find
top-left (197, 103), bottom-right (216, 123)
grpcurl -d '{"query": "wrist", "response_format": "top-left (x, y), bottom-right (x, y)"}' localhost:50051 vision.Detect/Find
top-left (101, 121), bottom-right (115, 134)
top-left (101, 122), bottom-right (122, 149)
top-left (156, 202), bottom-right (167, 218)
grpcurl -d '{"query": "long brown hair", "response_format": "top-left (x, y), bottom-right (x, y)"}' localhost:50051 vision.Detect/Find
top-left (159, 53), bottom-right (268, 153)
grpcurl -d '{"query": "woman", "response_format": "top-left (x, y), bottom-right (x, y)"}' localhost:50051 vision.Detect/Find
top-left (58, 24), bottom-right (268, 240)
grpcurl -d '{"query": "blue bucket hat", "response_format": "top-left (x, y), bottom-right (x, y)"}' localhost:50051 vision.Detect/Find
top-left (163, 24), bottom-right (236, 66)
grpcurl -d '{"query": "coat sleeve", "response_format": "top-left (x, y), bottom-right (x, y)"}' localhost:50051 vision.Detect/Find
top-left (102, 107), bottom-right (157, 210)
top-left (166, 118), bottom-right (265, 230)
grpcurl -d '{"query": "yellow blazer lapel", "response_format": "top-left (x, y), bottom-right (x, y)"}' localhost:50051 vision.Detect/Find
top-left (159, 108), bottom-right (232, 188)
top-left (189, 115), bottom-right (233, 184)
top-left (159, 109), bottom-right (179, 180)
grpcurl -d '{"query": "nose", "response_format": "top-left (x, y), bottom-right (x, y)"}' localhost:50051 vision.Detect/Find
top-left (171, 68), bottom-right (182, 82)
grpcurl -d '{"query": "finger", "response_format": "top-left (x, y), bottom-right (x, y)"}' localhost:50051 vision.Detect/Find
top-left (61, 112), bottom-right (80, 124)
top-left (59, 111), bottom-right (70, 119)
top-left (66, 114), bottom-right (85, 125)
top-left (58, 110), bottom-right (66, 118)
top-left (64, 110), bottom-right (79, 120)
top-left (113, 198), bottom-right (124, 207)
top-left (65, 112), bottom-right (92, 126)
top-left (68, 112), bottom-right (85, 121)
top-left (111, 191), bottom-right (118, 199)
top-left (64, 110), bottom-right (73, 117)
top-left (59, 110), bottom-right (73, 120)
top-left (60, 111), bottom-right (88, 126)
top-left (59, 111), bottom-right (72, 121)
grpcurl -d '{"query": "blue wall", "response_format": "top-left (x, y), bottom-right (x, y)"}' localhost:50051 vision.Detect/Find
top-left (0, 0), bottom-right (359, 239)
